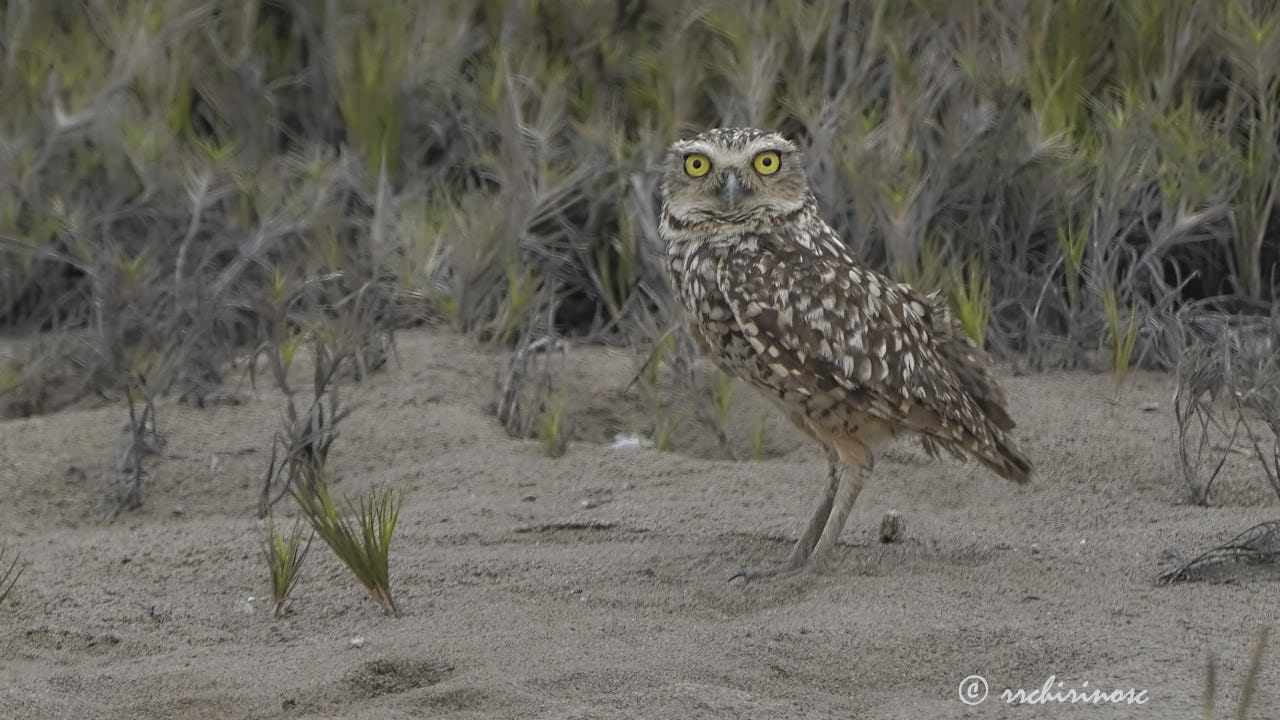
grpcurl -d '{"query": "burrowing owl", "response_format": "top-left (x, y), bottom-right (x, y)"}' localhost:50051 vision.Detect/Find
top-left (658, 127), bottom-right (1032, 578)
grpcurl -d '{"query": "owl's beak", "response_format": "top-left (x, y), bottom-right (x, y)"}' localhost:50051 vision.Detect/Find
top-left (719, 170), bottom-right (742, 208)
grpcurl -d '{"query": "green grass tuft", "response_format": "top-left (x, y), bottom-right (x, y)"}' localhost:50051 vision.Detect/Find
top-left (536, 394), bottom-right (569, 458)
top-left (947, 261), bottom-right (992, 349)
top-left (293, 480), bottom-right (403, 615)
top-left (263, 510), bottom-right (312, 619)
top-left (1101, 283), bottom-right (1140, 396)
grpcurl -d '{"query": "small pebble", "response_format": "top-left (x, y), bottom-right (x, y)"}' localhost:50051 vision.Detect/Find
top-left (879, 511), bottom-right (902, 544)
top-left (1029, 544), bottom-right (1041, 555)
top-left (350, 636), bottom-right (365, 649)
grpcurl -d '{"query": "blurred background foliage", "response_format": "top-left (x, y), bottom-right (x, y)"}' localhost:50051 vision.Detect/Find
top-left (0, 0), bottom-right (1277, 416)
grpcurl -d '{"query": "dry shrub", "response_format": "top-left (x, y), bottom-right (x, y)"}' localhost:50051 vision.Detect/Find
top-left (1172, 307), bottom-right (1280, 506)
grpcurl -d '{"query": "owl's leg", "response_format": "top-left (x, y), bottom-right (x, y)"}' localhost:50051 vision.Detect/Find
top-left (729, 446), bottom-right (839, 583)
top-left (807, 443), bottom-right (873, 572)
top-left (783, 446), bottom-right (841, 568)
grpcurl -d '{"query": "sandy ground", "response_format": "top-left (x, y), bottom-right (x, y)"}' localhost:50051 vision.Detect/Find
top-left (1, 328), bottom-right (1277, 719)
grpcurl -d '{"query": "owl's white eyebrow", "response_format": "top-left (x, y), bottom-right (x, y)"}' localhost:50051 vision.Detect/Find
top-left (673, 139), bottom-right (794, 162)
top-left (742, 137), bottom-right (796, 155)
top-left (673, 141), bottom-right (719, 156)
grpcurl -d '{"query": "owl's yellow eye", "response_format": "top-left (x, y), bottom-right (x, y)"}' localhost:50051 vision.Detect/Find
top-left (753, 151), bottom-right (781, 175)
top-left (684, 153), bottom-right (711, 177)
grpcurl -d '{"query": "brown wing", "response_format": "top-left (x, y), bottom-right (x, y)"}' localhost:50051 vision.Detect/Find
top-left (715, 242), bottom-right (1031, 483)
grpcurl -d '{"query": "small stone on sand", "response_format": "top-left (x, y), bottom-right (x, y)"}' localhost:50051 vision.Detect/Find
top-left (879, 511), bottom-right (903, 543)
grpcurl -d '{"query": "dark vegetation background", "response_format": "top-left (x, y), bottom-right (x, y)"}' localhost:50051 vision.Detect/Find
top-left (0, 0), bottom-right (1277, 421)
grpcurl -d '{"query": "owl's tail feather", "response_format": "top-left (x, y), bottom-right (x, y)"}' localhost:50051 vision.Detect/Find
top-left (924, 430), bottom-right (1033, 485)
top-left (939, 340), bottom-right (1015, 430)
top-left (976, 433), bottom-right (1034, 485)
top-left (926, 292), bottom-right (1017, 432)
top-left (927, 310), bottom-right (1033, 484)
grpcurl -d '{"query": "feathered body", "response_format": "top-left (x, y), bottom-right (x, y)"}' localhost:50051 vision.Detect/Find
top-left (658, 127), bottom-right (1031, 576)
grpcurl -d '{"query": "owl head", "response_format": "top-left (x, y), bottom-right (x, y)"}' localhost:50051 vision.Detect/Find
top-left (660, 127), bottom-right (810, 226)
